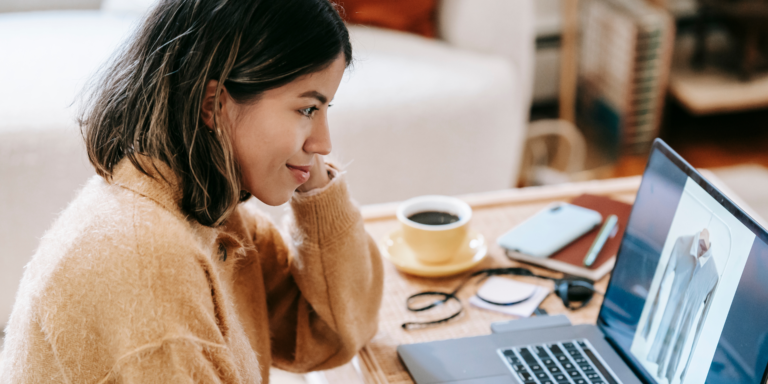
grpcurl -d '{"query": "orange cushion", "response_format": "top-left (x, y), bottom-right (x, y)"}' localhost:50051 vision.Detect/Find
top-left (338, 0), bottom-right (437, 38)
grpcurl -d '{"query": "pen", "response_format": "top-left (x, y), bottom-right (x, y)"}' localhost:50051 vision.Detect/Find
top-left (583, 214), bottom-right (618, 267)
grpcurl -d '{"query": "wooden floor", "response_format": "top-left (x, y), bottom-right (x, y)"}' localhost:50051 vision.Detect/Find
top-left (608, 101), bottom-right (768, 177)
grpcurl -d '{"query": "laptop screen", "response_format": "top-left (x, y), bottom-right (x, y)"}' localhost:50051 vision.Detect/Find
top-left (597, 140), bottom-right (768, 384)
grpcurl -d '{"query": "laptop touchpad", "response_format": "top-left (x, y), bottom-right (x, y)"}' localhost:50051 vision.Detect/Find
top-left (439, 376), bottom-right (517, 384)
top-left (398, 337), bottom-right (512, 383)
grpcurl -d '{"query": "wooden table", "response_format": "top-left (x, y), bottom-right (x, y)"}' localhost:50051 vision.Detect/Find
top-left (319, 172), bottom-right (749, 383)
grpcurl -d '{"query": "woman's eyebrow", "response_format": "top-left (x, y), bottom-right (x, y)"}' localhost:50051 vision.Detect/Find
top-left (299, 90), bottom-right (328, 104)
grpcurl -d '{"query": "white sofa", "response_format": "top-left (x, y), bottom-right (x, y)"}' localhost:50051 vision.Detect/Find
top-left (0, 0), bottom-right (534, 327)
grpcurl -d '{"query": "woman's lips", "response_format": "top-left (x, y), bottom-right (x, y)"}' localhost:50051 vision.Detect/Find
top-left (286, 164), bottom-right (311, 184)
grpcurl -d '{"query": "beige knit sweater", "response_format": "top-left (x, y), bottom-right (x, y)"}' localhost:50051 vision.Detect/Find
top-left (0, 157), bottom-right (384, 383)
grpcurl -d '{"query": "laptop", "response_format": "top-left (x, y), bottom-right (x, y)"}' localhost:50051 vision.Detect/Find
top-left (398, 139), bottom-right (768, 384)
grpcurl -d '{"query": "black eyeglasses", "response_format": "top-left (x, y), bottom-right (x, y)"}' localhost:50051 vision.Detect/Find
top-left (402, 267), bottom-right (602, 330)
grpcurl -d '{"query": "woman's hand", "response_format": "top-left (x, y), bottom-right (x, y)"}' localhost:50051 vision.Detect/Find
top-left (296, 154), bottom-right (331, 193)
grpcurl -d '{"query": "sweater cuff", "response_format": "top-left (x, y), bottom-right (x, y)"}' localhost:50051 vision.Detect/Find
top-left (289, 165), bottom-right (360, 244)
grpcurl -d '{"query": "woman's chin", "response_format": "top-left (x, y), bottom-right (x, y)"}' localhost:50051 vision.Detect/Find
top-left (252, 189), bottom-right (294, 207)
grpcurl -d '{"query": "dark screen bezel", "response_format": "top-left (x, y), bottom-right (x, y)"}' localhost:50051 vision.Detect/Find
top-left (596, 138), bottom-right (768, 384)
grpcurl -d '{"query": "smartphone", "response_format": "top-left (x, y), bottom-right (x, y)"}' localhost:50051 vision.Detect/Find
top-left (497, 203), bottom-right (602, 258)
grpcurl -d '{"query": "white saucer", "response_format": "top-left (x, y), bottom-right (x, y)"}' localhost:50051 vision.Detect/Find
top-left (380, 229), bottom-right (487, 277)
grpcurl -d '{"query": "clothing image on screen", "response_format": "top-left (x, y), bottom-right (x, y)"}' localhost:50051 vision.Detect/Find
top-left (640, 231), bottom-right (718, 383)
top-left (601, 148), bottom-right (764, 384)
top-left (629, 177), bottom-right (756, 384)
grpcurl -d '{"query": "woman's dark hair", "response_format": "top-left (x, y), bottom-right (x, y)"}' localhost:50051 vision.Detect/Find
top-left (79, 0), bottom-right (352, 226)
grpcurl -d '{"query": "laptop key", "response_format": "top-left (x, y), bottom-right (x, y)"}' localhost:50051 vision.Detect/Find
top-left (520, 372), bottom-right (534, 381)
top-left (586, 373), bottom-right (600, 380)
top-left (556, 355), bottom-right (569, 362)
top-left (553, 373), bottom-right (567, 381)
top-left (580, 365), bottom-right (594, 372)
top-left (530, 364), bottom-right (543, 371)
top-left (549, 344), bottom-right (564, 354)
top-left (548, 366), bottom-right (562, 373)
top-left (519, 348), bottom-right (535, 357)
top-left (563, 342), bottom-right (576, 350)
top-left (536, 372), bottom-right (549, 380)
top-left (574, 358), bottom-right (587, 364)
top-left (574, 379), bottom-right (588, 384)
top-left (567, 370), bottom-right (582, 378)
top-left (540, 381), bottom-right (554, 384)
top-left (513, 364), bottom-right (526, 372)
top-left (562, 362), bottom-right (574, 370)
top-left (542, 358), bottom-right (556, 366)
top-left (502, 349), bottom-right (515, 356)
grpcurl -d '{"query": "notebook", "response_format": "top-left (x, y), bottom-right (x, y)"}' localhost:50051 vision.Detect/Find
top-left (504, 194), bottom-right (633, 280)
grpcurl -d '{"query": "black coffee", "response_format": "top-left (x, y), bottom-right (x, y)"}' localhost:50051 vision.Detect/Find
top-left (407, 211), bottom-right (460, 225)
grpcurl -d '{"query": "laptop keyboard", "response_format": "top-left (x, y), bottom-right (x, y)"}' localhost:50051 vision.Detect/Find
top-left (499, 339), bottom-right (619, 384)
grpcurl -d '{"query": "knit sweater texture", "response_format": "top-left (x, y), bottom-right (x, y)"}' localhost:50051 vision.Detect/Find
top-left (0, 157), bottom-right (384, 383)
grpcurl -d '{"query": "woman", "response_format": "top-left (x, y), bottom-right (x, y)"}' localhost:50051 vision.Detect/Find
top-left (0, 0), bottom-right (383, 382)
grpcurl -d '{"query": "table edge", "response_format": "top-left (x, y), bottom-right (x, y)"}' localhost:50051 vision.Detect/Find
top-left (361, 176), bottom-right (643, 221)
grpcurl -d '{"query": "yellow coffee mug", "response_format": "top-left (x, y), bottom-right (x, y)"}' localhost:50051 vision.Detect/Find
top-left (396, 195), bottom-right (472, 264)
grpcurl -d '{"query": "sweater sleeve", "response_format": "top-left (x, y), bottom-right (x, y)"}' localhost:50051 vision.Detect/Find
top-left (256, 170), bottom-right (384, 372)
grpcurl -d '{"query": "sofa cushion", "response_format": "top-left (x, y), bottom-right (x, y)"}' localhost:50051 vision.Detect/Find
top-left (0, 0), bottom-right (100, 13)
top-left (0, 11), bottom-right (139, 132)
top-left (101, 0), bottom-right (156, 15)
top-left (329, 26), bottom-right (522, 204)
top-left (0, 11), bottom-right (137, 325)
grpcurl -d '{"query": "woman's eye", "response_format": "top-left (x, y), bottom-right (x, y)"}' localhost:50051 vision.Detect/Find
top-left (300, 106), bottom-right (319, 117)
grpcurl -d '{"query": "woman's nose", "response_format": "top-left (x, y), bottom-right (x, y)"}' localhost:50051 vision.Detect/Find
top-left (304, 116), bottom-right (332, 156)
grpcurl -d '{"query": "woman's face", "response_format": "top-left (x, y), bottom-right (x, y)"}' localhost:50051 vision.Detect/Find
top-left (216, 55), bottom-right (346, 206)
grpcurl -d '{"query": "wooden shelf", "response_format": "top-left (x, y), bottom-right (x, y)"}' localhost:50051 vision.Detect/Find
top-left (670, 67), bottom-right (768, 115)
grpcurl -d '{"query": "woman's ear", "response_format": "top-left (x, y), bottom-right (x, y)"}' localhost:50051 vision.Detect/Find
top-left (201, 80), bottom-right (227, 130)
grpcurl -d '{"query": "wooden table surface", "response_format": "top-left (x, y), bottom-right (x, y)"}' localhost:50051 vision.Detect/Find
top-left (316, 170), bottom-right (752, 383)
top-left (322, 176), bottom-right (641, 384)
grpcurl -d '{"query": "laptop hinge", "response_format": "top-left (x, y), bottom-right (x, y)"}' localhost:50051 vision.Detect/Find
top-left (491, 314), bottom-right (572, 333)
